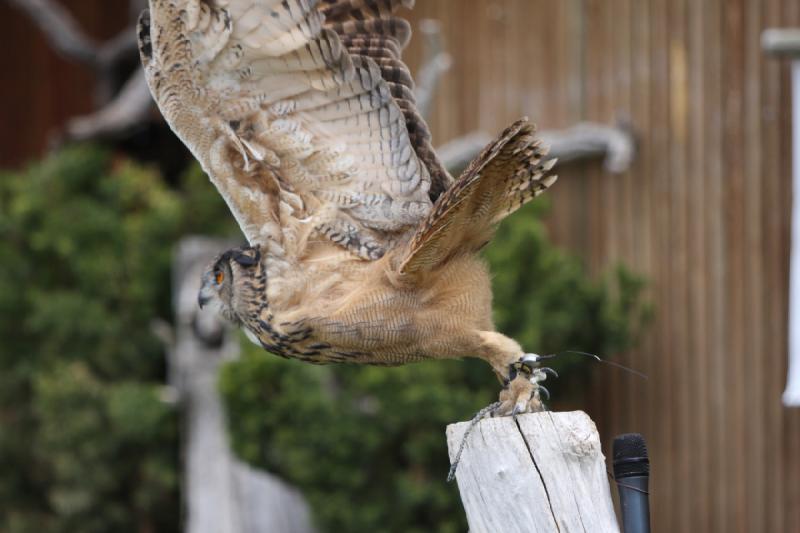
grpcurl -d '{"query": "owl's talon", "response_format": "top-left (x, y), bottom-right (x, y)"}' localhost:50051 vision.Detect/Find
top-left (497, 376), bottom-right (543, 416)
top-left (496, 352), bottom-right (559, 415)
top-left (537, 367), bottom-right (558, 379)
top-left (536, 384), bottom-right (551, 401)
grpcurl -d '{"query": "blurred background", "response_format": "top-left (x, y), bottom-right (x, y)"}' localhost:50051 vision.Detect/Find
top-left (1, 0), bottom-right (798, 532)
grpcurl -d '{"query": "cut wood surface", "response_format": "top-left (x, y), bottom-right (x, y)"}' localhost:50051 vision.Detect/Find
top-left (446, 411), bottom-right (619, 533)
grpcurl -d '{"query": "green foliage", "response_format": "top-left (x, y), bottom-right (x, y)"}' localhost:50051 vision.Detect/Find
top-left (487, 200), bottom-right (650, 381)
top-left (0, 144), bottom-right (648, 533)
top-left (0, 146), bottom-right (231, 533)
top-left (220, 198), bottom-right (649, 533)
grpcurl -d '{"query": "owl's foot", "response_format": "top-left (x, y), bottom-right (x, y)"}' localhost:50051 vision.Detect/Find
top-left (448, 354), bottom-right (556, 481)
top-left (495, 354), bottom-right (555, 416)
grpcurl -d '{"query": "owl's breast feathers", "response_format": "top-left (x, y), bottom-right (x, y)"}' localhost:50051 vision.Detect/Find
top-left (233, 249), bottom-right (368, 364)
top-left (233, 244), bottom-right (499, 367)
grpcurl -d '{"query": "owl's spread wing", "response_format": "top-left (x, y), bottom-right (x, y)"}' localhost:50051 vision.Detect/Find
top-left (139, 0), bottom-right (451, 260)
top-left (399, 119), bottom-right (557, 275)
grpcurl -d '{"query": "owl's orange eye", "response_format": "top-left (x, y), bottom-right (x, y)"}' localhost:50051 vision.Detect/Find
top-left (215, 271), bottom-right (224, 284)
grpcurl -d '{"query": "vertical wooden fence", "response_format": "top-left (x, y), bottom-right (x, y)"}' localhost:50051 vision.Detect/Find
top-left (403, 1), bottom-right (800, 532)
top-left (3, 1), bottom-right (800, 531)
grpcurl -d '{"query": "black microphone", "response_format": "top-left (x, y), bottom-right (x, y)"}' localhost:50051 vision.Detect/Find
top-left (613, 433), bottom-right (651, 533)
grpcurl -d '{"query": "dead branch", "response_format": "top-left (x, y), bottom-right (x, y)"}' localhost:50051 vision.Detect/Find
top-left (5, 0), bottom-right (149, 142)
top-left (5, 0), bottom-right (138, 74)
top-left (9, 0), bottom-right (636, 176)
top-left (541, 122), bottom-right (636, 173)
top-left (64, 70), bottom-right (153, 142)
top-left (97, 28), bottom-right (139, 70)
top-left (436, 132), bottom-right (495, 176)
top-left (437, 122), bottom-right (636, 176)
top-left (6, 0), bottom-right (99, 66)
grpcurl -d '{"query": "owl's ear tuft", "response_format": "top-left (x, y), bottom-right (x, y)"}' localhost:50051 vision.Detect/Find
top-left (230, 246), bottom-right (261, 267)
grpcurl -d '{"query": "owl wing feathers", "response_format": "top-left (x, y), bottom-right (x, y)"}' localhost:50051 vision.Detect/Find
top-left (140, 0), bottom-right (450, 260)
top-left (399, 119), bottom-right (557, 275)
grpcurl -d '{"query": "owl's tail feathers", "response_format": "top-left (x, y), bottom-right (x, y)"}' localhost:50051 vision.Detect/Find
top-left (398, 118), bottom-right (557, 275)
top-left (486, 124), bottom-right (558, 225)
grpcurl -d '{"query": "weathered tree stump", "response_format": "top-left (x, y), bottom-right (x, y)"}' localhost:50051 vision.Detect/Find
top-left (446, 411), bottom-right (619, 533)
top-left (171, 237), bottom-right (317, 533)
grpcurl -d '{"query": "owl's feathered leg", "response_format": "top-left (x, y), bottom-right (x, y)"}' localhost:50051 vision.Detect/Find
top-left (496, 355), bottom-right (557, 415)
top-left (477, 332), bottom-right (553, 416)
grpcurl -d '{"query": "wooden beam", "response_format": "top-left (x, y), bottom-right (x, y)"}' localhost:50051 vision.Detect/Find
top-left (762, 29), bottom-right (800, 56)
top-left (446, 411), bottom-right (619, 533)
top-left (437, 123), bottom-right (636, 177)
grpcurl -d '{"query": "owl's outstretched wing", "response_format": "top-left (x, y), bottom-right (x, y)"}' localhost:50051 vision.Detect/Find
top-left (398, 119), bottom-right (557, 275)
top-left (139, 0), bottom-right (451, 260)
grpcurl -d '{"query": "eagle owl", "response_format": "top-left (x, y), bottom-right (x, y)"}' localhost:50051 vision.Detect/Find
top-left (138, 0), bottom-right (557, 414)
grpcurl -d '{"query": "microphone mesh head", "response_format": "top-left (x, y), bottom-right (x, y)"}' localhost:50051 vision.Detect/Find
top-left (612, 433), bottom-right (649, 478)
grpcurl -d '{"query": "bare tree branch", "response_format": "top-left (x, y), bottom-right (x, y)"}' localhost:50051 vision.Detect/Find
top-left (5, 0), bottom-right (98, 65)
top-left (436, 131), bottom-right (495, 176)
top-left (541, 122), bottom-right (636, 173)
top-left (6, 0), bottom-right (141, 106)
top-left (3, 0), bottom-right (153, 144)
top-left (414, 19), bottom-right (452, 120)
top-left (5, 0), bottom-right (138, 71)
top-left (437, 123), bottom-right (637, 176)
top-left (9, 0), bottom-right (637, 175)
top-left (97, 28), bottom-right (139, 69)
top-left (64, 70), bottom-right (154, 142)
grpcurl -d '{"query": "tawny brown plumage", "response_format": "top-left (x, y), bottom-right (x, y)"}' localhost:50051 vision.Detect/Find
top-left (140, 0), bottom-right (558, 414)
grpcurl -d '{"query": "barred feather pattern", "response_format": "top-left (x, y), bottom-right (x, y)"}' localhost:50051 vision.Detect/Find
top-left (139, 0), bottom-right (449, 261)
top-left (399, 119), bottom-right (557, 275)
top-left (142, 1), bottom-right (559, 417)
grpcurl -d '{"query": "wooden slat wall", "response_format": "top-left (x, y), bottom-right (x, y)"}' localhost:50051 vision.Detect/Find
top-left (2, 0), bottom-right (799, 530)
top-left (403, 1), bottom-right (798, 531)
top-left (0, 0), bottom-right (129, 167)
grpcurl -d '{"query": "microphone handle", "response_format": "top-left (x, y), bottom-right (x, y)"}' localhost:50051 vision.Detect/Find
top-left (617, 475), bottom-right (650, 533)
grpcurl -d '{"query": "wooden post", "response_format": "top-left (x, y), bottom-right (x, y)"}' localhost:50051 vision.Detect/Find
top-left (446, 411), bottom-right (619, 533)
top-left (762, 29), bottom-right (800, 407)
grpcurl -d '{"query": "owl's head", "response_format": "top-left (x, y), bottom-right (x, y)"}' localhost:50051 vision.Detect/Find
top-left (197, 246), bottom-right (262, 324)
